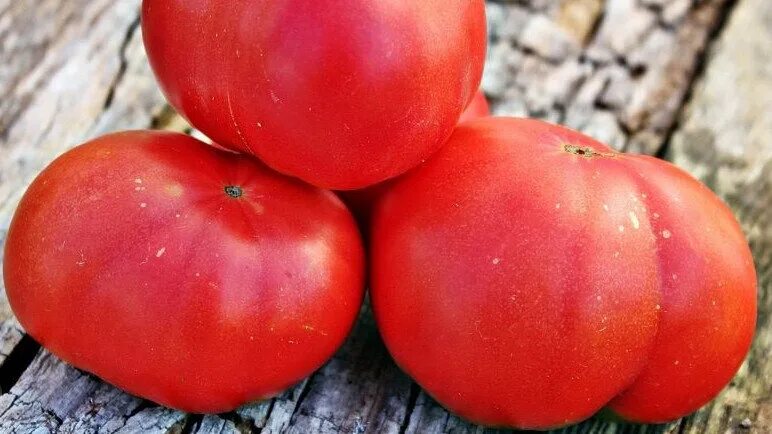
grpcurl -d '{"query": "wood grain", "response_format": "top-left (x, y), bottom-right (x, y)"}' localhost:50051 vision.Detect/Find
top-left (667, 0), bottom-right (772, 431)
top-left (0, 0), bottom-right (768, 433)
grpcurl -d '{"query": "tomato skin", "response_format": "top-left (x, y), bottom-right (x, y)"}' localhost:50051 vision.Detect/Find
top-left (141, 0), bottom-right (487, 190)
top-left (3, 131), bottom-right (365, 413)
top-left (458, 90), bottom-right (490, 123)
top-left (339, 89), bottom-right (490, 225)
top-left (371, 118), bottom-right (756, 429)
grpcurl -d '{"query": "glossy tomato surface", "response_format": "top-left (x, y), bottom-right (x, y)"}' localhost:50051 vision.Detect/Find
top-left (142, 0), bottom-right (488, 190)
top-left (338, 89), bottom-right (490, 225)
top-left (371, 118), bottom-right (757, 429)
top-left (4, 131), bottom-right (365, 413)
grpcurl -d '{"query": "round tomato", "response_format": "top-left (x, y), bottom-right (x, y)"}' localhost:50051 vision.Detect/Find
top-left (458, 90), bottom-right (490, 123)
top-left (141, 0), bottom-right (488, 190)
top-left (371, 118), bottom-right (757, 429)
top-left (3, 131), bottom-right (365, 413)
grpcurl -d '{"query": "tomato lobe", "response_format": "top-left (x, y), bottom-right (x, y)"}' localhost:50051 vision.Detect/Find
top-left (371, 118), bottom-right (756, 429)
top-left (4, 131), bottom-right (366, 413)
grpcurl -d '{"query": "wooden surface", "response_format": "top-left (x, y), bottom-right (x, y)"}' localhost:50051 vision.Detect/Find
top-left (0, 0), bottom-right (769, 433)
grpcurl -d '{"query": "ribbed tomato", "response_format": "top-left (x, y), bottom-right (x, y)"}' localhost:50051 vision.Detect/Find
top-left (371, 118), bottom-right (757, 429)
top-left (4, 131), bottom-right (365, 413)
top-left (142, 0), bottom-right (488, 190)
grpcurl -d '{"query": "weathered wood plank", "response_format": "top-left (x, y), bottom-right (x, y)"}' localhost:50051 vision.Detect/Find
top-left (666, 0), bottom-right (772, 432)
top-left (282, 304), bottom-right (413, 434)
top-left (0, 350), bottom-right (187, 434)
top-left (0, 0), bottom-right (768, 433)
top-left (485, 0), bottom-right (731, 154)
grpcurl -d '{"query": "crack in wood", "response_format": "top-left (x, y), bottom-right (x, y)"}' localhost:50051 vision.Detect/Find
top-left (0, 333), bottom-right (39, 395)
top-left (253, 398), bottom-right (276, 433)
top-left (398, 383), bottom-right (420, 434)
top-left (180, 414), bottom-right (204, 434)
top-left (287, 372), bottom-right (319, 423)
top-left (103, 15), bottom-right (142, 111)
top-left (125, 399), bottom-right (155, 420)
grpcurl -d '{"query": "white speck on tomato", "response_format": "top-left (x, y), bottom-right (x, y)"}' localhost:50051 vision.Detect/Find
top-left (629, 211), bottom-right (640, 229)
top-left (76, 251), bottom-right (86, 267)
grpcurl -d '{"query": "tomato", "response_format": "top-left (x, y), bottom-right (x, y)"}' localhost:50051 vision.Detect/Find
top-left (3, 131), bottom-right (365, 413)
top-left (338, 89), bottom-right (490, 225)
top-left (458, 90), bottom-right (490, 123)
top-left (141, 0), bottom-right (488, 190)
top-left (371, 118), bottom-right (757, 429)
